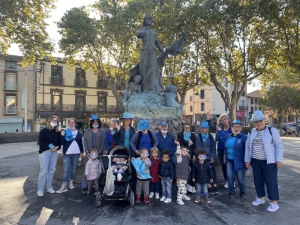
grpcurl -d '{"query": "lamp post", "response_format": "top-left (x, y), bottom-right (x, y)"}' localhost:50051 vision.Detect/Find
top-left (17, 64), bottom-right (28, 132)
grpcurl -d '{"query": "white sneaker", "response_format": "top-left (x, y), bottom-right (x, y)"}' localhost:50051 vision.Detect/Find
top-left (155, 193), bottom-right (160, 199)
top-left (192, 187), bottom-right (196, 193)
top-left (252, 197), bottom-right (265, 206)
top-left (164, 198), bottom-right (172, 203)
top-left (160, 196), bottom-right (166, 202)
top-left (56, 184), bottom-right (68, 194)
top-left (183, 195), bottom-right (191, 200)
top-left (37, 191), bottom-right (44, 197)
top-left (149, 192), bottom-right (154, 198)
top-left (47, 188), bottom-right (56, 194)
top-left (177, 199), bottom-right (185, 205)
top-left (69, 180), bottom-right (74, 189)
top-left (117, 173), bottom-right (123, 181)
top-left (267, 203), bottom-right (279, 212)
top-left (224, 181), bottom-right (228, 189)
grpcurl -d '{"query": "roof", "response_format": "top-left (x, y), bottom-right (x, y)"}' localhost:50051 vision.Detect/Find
top-left (0, 54), bottom-right (23, 60)
top-left (247, 90), bottom-right (262, 99)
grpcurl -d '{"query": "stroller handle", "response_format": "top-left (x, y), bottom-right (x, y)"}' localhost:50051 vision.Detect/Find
top-left (99, 155), bottom-right (129, 159)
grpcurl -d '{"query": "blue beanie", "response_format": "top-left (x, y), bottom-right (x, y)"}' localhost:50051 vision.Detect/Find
top-left (250, 110), bottom-right (266, 122)
top-left (200, 121), bottom-right (209, 128)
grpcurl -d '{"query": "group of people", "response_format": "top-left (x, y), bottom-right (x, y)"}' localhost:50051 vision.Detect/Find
top-left (37, 110), bottom-right (283, 212)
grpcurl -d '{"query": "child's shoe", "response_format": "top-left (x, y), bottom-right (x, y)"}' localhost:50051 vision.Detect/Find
top-left (135, 195), bottom-right (141, 203)
top-left (87, 190), bottom-right (91, 195)
top-left (149, 192), bottom-right (154, 198)
top-left (155, 193), bottom-right (160, 199)
top-left (69, 180), bottom-right (74, 189)
top-left (144, 196), bottom-right (150, 204)
top-left (164, 198), bottom-right (172, 203)
top-left (195, 197), bottom-right (200, 203)
top-left (183, 195), bottom-right (191, 200)
top-left (205, 197), bottom-right (211, 204)
top-left (177, 199), bottom-right (185, 205)
top-left (160, 196), bottom-right (166, 202)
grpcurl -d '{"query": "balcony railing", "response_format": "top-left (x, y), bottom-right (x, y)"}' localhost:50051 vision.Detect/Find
top-left (50, 76), bottom-right (63, 85)
top-left (74, 79), bottom-right (86, 87)
top-left (98, 80), bottom-right (108, 88)
top-left (238, 106), bottom-right (248, 111)
top-left (3, 106), bottom-right (18, 114)
top-left (37, 104), bottom-right (124, 112)
top-left (4, 82), bottom-right (18, 90)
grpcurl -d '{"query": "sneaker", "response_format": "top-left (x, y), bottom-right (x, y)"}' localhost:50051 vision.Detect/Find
top-left (47, 188), bottom-right (56, 194)
top-left (177, 199), bottom-right (185, 205)
top-left (267, 203), bottom-right (279, 212)
top-left (144, 196), bottom-right (150, 204)
top-left (205, 197), bottom-right (211, 203)
top-left (82, 188), bottom-right (87, 193)
top-left (224, 181), bottom-right (228, 189)
top-left (194, 197), bottom-right (200, 203)
top-left (183, 195), bottom-right (191, 200)
top-left (160, 196), bottom-right (166, 202)
top-left (56, 184), bottom-right (68, 194)
top-left (213, 186), bottom-right (219, 194)
top-left (252, 197), bottom-right (265, 206)
top-left (37, 191), bottom-right (44, 197)
top-left (87, 190), bottom-right (91, 195)
top-left (240, 192), bottom-right (246, 199)
top-left (149, 192), bottom-right (154, 198)
top-left (135, 195), bottom-right (141, 203)
top-left (164, 198), bottom-right (172, 203)
top-left (69, 180), bottom-right (74, 189)
top-left (228, 193), bottom-right (236, 199)
top-left (155, 193), bottom-right (160, 199)
top-left (192, 187), bottom-right (196, 193)
top-left (187, 184), bottom-right (193, 193)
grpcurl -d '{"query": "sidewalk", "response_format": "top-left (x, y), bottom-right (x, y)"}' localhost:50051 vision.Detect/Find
top-left (0, 137), bottom-right (299, 225)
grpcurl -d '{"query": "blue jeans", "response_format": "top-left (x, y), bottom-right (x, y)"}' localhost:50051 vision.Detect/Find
top-left (63, 154), bottom-right (80, 183)
top-left (161, 177), bottom-right (172, 199)
top-left (150, 182), bottom-right (160, 193)
top-left (38, 150), bottom-right (58, 192)
top-left (207, 159), bottom-right (217, 184)
top-left (218, 149), bottom-right (227, 180)
top-left (195, 183), bottom-right (208, 198)
top-left (226, 159), bottom-right (246, 194)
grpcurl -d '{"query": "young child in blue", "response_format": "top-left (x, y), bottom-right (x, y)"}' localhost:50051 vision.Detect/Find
top-left (159, 149), bottom-right (174, 203)
top-left (192, 149), bottom-right (213, 203)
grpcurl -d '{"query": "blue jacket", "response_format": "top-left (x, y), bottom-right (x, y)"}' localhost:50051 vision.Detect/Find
top-left (224, 132), bottom-right (247, 171)
top-left (159, 160), bottom-right (174, 179)
top-left (196, 133), bottom-right (216, 159)
top-left (216, 127), bottom-right (231, 150)
top-left (156, 132), bottom-right (177, 155)
top-left (105, 129), bottom-right (119, 151)
top-left (60, 130), bottom-right (83, 155)
top-left (132, 157), bottom-right (152, 179)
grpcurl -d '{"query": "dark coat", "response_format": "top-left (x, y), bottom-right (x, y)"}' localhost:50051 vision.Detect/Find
top-left (38, 128), bottom-right (61, 154)
top-left (159, 160), bottom-right (174, 179)
top-left (60, 131), bottom-right (84, 154)
top-left (156, 132), bottom-right (177, 155)
top-left (176, 155), bottom-right (190, 181)
top-left (177, 131), bottom-right (196, 156)
top-left (150, 158), bottom-right (161, 183)
top-left (192, 160), bottom-right (213, 184)
top-left (195, 133), bottom-right (216, 160)
top-left (112, 126), bottom-right (136, 150)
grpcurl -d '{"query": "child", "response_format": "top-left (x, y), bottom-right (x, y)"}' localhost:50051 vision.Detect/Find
top-left (175, 141), bottom-right (191, 205)
top-left (149, 147), bottom-right (161, 199)
top-left (85, 149), bottom-right (102, 195)
top-left (159, 149), bottom-right (174, 203)
top-left (123, 74), bottom-right (142, 102)
top-left (131, 147), bottom-right (152, 204)
top-left (192, 149), bottom-right (213, 203)
top-left (111, 157), bottom-right (128, 181)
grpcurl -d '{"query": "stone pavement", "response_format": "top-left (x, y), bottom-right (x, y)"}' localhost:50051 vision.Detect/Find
top-left (0, 137), bottom-right (300, 225)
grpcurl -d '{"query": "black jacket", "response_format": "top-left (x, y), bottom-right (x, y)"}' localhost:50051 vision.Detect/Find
top-left (192, 160), bottom-right (213, 184)
top-left (38, 128), bottom-right (61, 154)
top-left (159, 160), bottom-right (174, 179)
top-left (177, 131), bottom-right (196, 156)
top-left (112, 126), bottom-right (135, 148)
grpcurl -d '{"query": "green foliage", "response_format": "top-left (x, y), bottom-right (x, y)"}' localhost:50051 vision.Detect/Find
top-left (0, 0), bottom-right (56, 65)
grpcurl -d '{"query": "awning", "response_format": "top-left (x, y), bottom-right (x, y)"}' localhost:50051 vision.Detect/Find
top-left (0, 117), bottom-right (23, 123)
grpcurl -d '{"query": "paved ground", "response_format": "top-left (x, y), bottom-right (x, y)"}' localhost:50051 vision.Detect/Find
top-left (0, 137), bottom-right (300, 225)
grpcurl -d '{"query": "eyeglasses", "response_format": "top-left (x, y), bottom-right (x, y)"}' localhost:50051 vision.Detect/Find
top-left (141, 152), bottom-right (149, 157)
top-left (254, 120), bottom-right (263, 123)
top-left (90, 153), bottom-right (98, 157)
top-left (198, 155), bottom-right (207, 159)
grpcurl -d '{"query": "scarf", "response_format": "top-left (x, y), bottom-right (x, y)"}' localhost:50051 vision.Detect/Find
top-left (183, 131), bottom-right (191, 141)
top-left (201, 132), bottom-right (209, 142)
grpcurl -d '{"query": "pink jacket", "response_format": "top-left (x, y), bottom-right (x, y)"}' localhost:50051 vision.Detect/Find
top-left (85, 158), bottom-right (102, 180)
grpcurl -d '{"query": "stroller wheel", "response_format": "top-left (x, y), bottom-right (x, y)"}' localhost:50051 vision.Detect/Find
top-left (130, 191), bottom-right (135, 207)
top-left (95, 191), bottom-right (102, 208)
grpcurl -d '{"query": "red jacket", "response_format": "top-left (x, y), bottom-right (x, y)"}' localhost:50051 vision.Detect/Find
top-left (150, 157), bottom-right (161, 183)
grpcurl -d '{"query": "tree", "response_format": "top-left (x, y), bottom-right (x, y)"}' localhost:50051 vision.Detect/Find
top-left (0, 0), bottom-right (56, 64)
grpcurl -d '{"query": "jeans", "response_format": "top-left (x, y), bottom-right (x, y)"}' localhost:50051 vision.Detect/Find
top-left (82, 163), bottom-right (88, 188)
top-left (38, 150), bottom-right (58, 192)
top-left (161, 177), bottom-right (172, 199)
top-left (63, 154), bottom-right (80, 183)
top-left (226, 159), bottom-right (246, 194)
top-left (218, 149), bottom-right (227, 180)
top-left (207, 159), bottom-right (217, 184)
top-left (150, 182), bottom-right (160, 193)
top-left (195, 183), bottom-right (208, 198)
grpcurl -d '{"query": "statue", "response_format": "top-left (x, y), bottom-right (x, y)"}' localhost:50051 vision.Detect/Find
top-left (123, 74), bottom-right (142, 103)
top-left (164, 85), bottom-right (182, 117)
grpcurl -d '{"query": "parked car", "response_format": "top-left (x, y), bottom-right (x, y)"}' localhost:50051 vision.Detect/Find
top-left (267, 124), bottom-right (286, 134)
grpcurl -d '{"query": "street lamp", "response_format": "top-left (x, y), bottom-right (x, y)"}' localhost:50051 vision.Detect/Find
top-left (17, 64), bottom-right (28, 132)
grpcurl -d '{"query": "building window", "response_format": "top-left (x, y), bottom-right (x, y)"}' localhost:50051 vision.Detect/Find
top-left (190, 96), bottom-right (192, 101)
top-left (3, 94), bottom-right (18, 114)
top-left (255, 106), bottom-right (257, 111)
top-left (251, 106), bottom-right (253, 113)
top-left (4, 71), bottom-right (18, 90)
top-left (75, 91), bottom-right (85, 111)
top-left (75, 68), bottom-right (86, 86)
top-left (251, 99), bottom-right (253, 104)
top-left (190, 106), bottom-right (193, 112)
top-left (224, 78), bottom-right (228, 87)
top-left (51, 89), bottom-right (62, 111)
top-left (98, 92), bottom-right (107, 111)
top-left (116, 77), bottom-right (125, 90)
top-left (200, 90), bottom-right (205, 99)
top-left (255, 99), bottom-right (258, 104)
top-left (201, 103), bottom-right (205, 111)
top-left (225, 104), bottom-right (228, 111)
top-left (242, 91), bottom-right (245, 96)
top-left (51, 65), bottom-right (63, 85)
top-left (98, 77), bottom-right (107, 88)
top-left (5, 60), bottom-right (17, 69)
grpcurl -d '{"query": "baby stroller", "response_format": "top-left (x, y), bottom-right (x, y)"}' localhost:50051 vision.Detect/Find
top-left (95, 145), bottom-right (134, 208)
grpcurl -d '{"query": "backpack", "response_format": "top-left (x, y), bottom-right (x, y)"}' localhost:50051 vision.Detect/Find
top-left (249, 127), bottom-right (272, 136)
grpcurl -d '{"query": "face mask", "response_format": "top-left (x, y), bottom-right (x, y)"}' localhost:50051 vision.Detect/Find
top-left (92, 125), bottom-right (99, 128)
top-left (161, 130), bottom-right (168, 134)
top-left (109, 127), bottom-right (114, 130)
top-left (68, 126), bottom-right (75, 130)
top-left (50, 122), bottom-right (57, 127)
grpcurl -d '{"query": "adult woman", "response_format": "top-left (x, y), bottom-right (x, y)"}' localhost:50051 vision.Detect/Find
top-left (216, 113), bottom-right (231, 188)
top-left (224, 120), bottom-right (247, 199)
top-left (37, 115), bottom-right (61, 197)
top-left (245, 110), bottom-right (283, 212)
top-left (56, 118), bottom-right (83, 193)
top-left (81, 114), bottom-right (105, 193)
top-left (105, 118), bottom-right (119, 153)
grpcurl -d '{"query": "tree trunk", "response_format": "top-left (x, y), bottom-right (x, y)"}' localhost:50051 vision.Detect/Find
top-left (228, 102), bottom-right (237, 123)
top-left (105, 76), bottom-right (124, 107)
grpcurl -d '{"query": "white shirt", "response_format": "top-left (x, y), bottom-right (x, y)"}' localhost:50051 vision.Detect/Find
top-left (66, 130), bottom-right (80, 154)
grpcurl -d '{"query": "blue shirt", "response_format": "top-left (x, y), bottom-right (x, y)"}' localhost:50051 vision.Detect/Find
top-left (216, 127), bottom-right (231, 150)
top-left (138, 133), bottom-right (152, 151)
top-left (225, 136), bottom-right (237, 160)
top-left (124, 129), bottom-right (130, 150)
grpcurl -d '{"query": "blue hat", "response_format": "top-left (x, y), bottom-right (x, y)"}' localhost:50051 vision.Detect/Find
top-left (137, 119), bottom-right (149, 130)
top-left (65, 130), bottom-right (73, 141)
top-left (91, 114), bottom-right (99, 120)
top-left (231, 119), bottom-right (243, 126)
top-left (200, 121), bottom-right (209, 128)
top-left (250, 110), bottom-right (266, 122)
top-left (120, 112), bottom-right (133, 119)
top-left (159, 121), bottom-right (168, 126)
